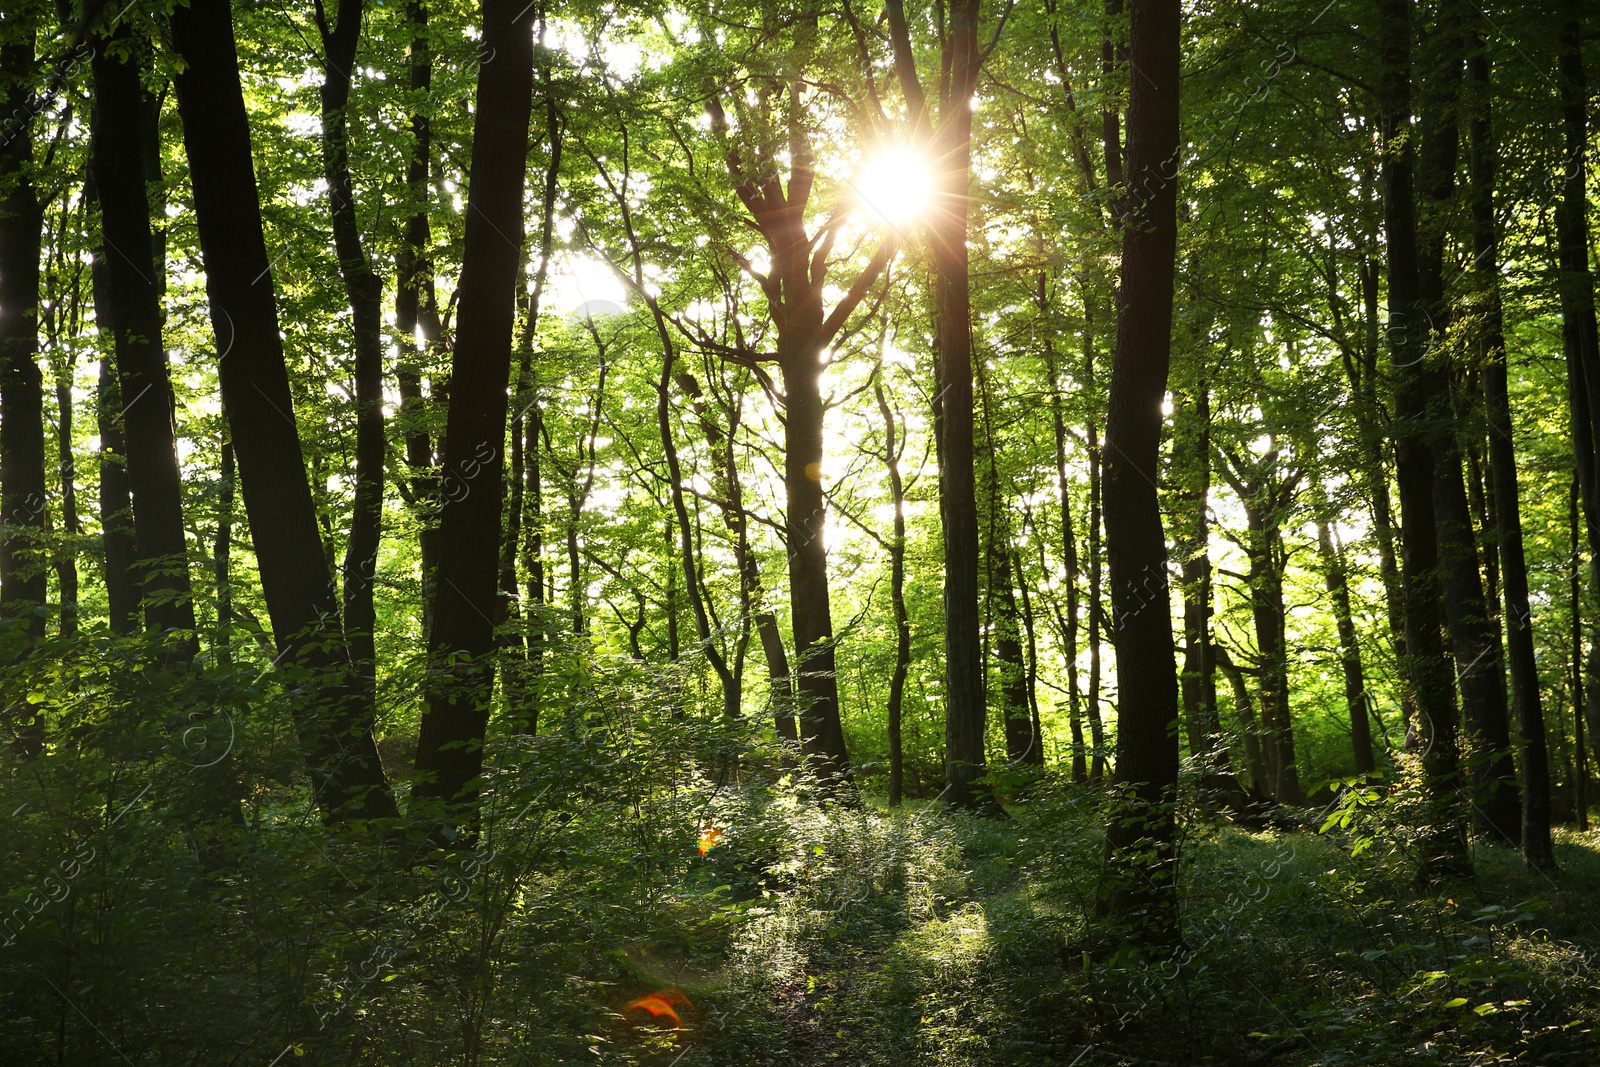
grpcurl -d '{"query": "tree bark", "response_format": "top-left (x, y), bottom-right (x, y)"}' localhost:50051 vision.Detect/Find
top-left (87, 192), bottom-right (139, 637)
top-left (91, 18), bottom-right (198, 655)
top-left (1414, 0), bottom-right (1519, 847)
top-left (1216, 644), bottom-right (1268, 795)
top-left (1318, 516), bottom-right (1375, 775)
top-left (1096, 0), bottom-right (1182, 944)
top-left (1041, 287), bottom-right (1087, 781)
top-left (171, 0), bottom-right (395, 819)
top-left (1375, 0), bottom-right (1471, 879)
top-left (410, 0), bottom-right (536, 823)
top-left (316, 0), bottom-right (387, 698)
top-left (875, 373), bottom-right (911, 805)
top-left (1469, 38), bottom-right (1551, 865)
top-left (0, 28), bottom-right (48, 642)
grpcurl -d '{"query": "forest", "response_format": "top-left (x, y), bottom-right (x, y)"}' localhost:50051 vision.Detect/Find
top-left (1, 0), bottom-right (1599, 1062)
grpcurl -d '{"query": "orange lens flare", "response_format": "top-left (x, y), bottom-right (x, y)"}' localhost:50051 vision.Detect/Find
top-left (696, 822), bottom-right (724, 856)
top-left (624, 987), bottom-right (693, 1029)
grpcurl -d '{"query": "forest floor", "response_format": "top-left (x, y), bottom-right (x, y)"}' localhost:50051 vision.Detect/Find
top-left (621, 788), bottom-right (1600, 1067)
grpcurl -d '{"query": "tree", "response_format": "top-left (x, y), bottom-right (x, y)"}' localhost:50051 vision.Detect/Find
top-left (1096, 0), bottom-right (1182, 945)
top-left (170, 0), bottom-right (395, 819)
top-left (409, 0), bottom-right (537, 824)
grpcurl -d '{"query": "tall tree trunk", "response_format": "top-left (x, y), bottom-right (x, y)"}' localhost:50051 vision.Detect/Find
top-left (1087, 399), bottom-right (1107, 782)
top-left (88, 199), bottom-right (139, 637)
top-left (215, 435), bottom-right (234, 667)
top-left (171, 0), bottom-right (395, 819)
top-left (886, 0), bottom-right (989, 809)
top-left (1217, 644), bottom-right (1268, 794)
top-left (0, 28), bottom-right (48, 633)
top-left (1318, 516), bottom-right (1376, 775)
top-left (316, 0), bottom-right (386, 698)
top-left (1555, 7), bottom-right (1600, 804)
top-left (0, 25), bottom-right (48, 756)
top-left (1470, 38), bottom-right (1552, 865)
top-left (994, 533), bottom-right (1036, 765)
top-left (91, 18), bottom-right (198, 656)
top-left (1375, 0), bottom-right (1471, 879)
top-left (1415, 0), bottom-right (1520, 846)
top-left (875, 374), bottom-right (911, 805)
top-left (409, 0), bottom-right (536, 823)
top-left (1176, 375), bottom-right (1219, 758)
top-left (1096, 0), bottom-right (1181, 944)
top-left (1573, 476), bottom-right (1590, 831)
top-left (394, 0), bottom-right (442, 647)
top-left (1042, 295), bottom-right (1087, 781)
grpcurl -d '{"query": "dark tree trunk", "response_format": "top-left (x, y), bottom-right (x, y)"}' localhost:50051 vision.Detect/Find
top-left (1087, 399), bottom-right (1107, 782)
top-left (1318, 517), bottom-right (1375, 775)
top-left (1176, 376), bottom-right (1220, 759)
top-left (215, 436), bottom-right (234, 666)
top-left (316, 0), bottom-right (386, 698)
top-left (0, 30), bottom-right (48, 641)
top-left (994, 535), bottom-right (1036, 765)
top-left (886, 0), bottom-right (989, 809)
top-left (394, 0), bottom-right (442, 647)
top-left (88, 199), bottom-right (139, 637)
top-left (410, 0), bottom-right (536, 822)
top-left (1574, 476), bottom-right (1590, 831)
top-left (1096, 0), bottom-right (1181, 944)
top-left (1554, 9), bottom-right (1600, 807)
top-left (875, 375), bottom-right (911, 805)
top-left (1414, 1), bottom-right (1520, 847)
top-left (1217, 644), bottom-right (1268, 794)
top-left (91, 20), bottom-right (198, 655)
top-left (1470, 39), bottom-right (1552, 866)
top-left (171, 0), bottom-right (395, 820)
top-left (0, 27), bottom-right (48, 757)
top-left (1042, 295), bottom-right (1087, 781)
top-left (1375, 0), bottom-right (1471, 879)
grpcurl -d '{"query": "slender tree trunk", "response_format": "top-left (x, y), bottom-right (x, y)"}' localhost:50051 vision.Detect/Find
top-left (994, 534), bottom-right (1036, 765)
top-left (1470, 39), bottom-right (1552, 865)
top-left (410, 0), bottom-right (536, 823)
top-left (1217, 644), bottom-right (1268, 794)
top-left (1177, 377), bottom-right (1219, 758)
top-left (92, 19), bottom-right (198, 656)
top-left (88, 201), bottom-right (139, 637)
top-left (1087, 407), bottom-right (1107, 782)
top-left (394, 0), bottom-right (442, 647)
top-left (316, 0), bottom-right (387, 698)
top-left (215, 436), bottom-right (234, 667)
top-left (1574, 476), bottom-right (1590, 830)
top-left (171, 0), bottom-right (395, 820)
top-left (876, 375), bottom-right (911, 805)
top-left (1376, 0), bottom-right (1471, 879)
top-left (50, 316), bottom-right (79, 640)
top-left (1319, 517), bottom-right (1375, 775)
top-left (1043, 307), bottom-right (1087, 781)
top-left (1096, 0), bottom-right (1182, 944)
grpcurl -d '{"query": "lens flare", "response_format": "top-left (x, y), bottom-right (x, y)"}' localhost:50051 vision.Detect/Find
top-left (696, 821), bottom-right (724, 856)
top-left (625, 988), bottom-right (694, 1029)
top-left (853, 148), bottom-right (933, 227)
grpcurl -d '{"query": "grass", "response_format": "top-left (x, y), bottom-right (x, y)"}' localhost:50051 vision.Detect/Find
top-left (626, 783), bottom-right (1600, 1067)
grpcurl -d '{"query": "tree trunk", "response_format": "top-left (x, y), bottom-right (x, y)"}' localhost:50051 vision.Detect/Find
top-left (316, 0), bottom-right (387, 698)
top-left (1217, 644), bottom-right (1268, 794)
top-left (994, 534), bottom-right (1036, 765)
top-left (88, 200), bottom-right (139, 637)
top-left (171, 0), bottom-right (395, 820)
top-left (1415, 1), bottom-right (1520, 847)
top-left (1096, 0), bottom-right (1182, 944)
top-left (1176, 376), bottom-right (1219, 759)
top-left (1574, 476), bottom-right (1590, 831)
top-left (1470, 38), bottom-right (1552, 865)
top-left (1375, 0), bottom-right (1471, 879)
top-left (0, 29), bottom-right (48, 641)
top-left (875, 375), bottom-right (911, 805)
top-left (1555, 8), bottom-right (1600, 807)
top-left (394, 0), bottom-right (442, 648)
top-left (91, 19), bottom-right (198, 655)
top-left (1043, 301), bottom-right (1087, 781)
top-left (410, 0), bottom-right (536, 823)
top-left (1318, 516), bottom-right (1375, 775)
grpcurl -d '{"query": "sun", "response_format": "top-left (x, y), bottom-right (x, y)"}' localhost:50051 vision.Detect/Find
top-left (852, 147), bottom-right (934, 228)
